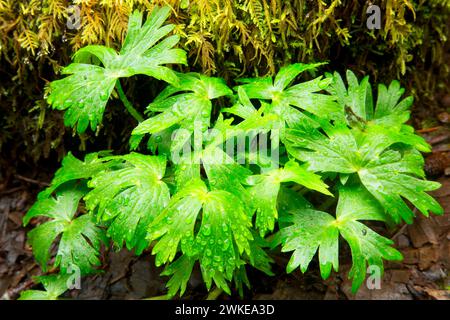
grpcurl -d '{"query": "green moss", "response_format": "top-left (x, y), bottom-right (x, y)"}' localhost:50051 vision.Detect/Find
top-left (0, 0), bottom-right (449, 164)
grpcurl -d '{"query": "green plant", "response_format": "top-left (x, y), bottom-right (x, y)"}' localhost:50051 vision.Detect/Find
top-left (21, 6), bottom-right (442, 300)
top-left (2, 0), bottom-right (449, 168)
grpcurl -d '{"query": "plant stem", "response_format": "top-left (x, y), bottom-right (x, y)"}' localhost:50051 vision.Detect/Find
top-left (206, 287), bottom-right (223, 300)
top-left (143, 294), bottom-right (171, 300)
top-left (116, 79), bottom-right (144, 123)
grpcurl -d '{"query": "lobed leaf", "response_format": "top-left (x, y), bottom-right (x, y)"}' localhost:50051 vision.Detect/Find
top-left (47, 7), bottom-right (187, 133)
top-left (24, 186), bottom-right (106, 274)
top-left (280, 185), bottom-right (403, 291)
top-left (85, 153), bottom-right (170, 254)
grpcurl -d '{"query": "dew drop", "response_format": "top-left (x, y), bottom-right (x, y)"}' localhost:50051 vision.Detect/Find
top-left (172, 103), bottom-right (183, 117)
top-left (203, 257), bottom-right (211, 266)
top-left (201, 109), bottom-right (210, 118)
top-left (165, 217), bottom-right (173, 224)
top-left (64, 100), bottom-right (73, 108)
top-left (202, 225), bottom-right (211, 236)
top-left (222, 239), bottom-right (230, 250)
top-left (100, 92), bottom-right (109, 101)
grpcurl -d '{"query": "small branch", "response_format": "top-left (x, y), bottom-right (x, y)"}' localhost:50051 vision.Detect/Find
top-left (116, 80), bottom-right (144, 123)
top-left (417, 126), bottom-right (441, 134)
top-left (206, 287), bottom-right (223, 300)
top-left (143, 294), bottom-right (171, 300)
top-left (2, 279), bottom-right (35, 300)
top-left (0, 186), bottom-right (24, 196)
top-left (14, 174), bottom-right (49, 187)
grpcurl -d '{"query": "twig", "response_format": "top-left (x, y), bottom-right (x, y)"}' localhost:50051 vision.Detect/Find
top-left (0, 186), bottom-right (24, 196)
top-left (14, 175), bottom-right (49, 187)
top-left (391, 223), bottom-right (408, 240)
top-left (428, 134), bottom-right (450, 146)
top-left (116, 80), bottom-right (144, 123)
top-left (206, 287), bottom-right (223, 300)
top-left (417, 126), bottom-right (442, 133)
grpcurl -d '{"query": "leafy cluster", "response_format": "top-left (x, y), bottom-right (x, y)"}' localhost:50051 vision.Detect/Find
top-left (21, 6), bottom-right (442, 300)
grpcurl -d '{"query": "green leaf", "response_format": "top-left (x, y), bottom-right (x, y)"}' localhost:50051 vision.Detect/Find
top-left (327, 70), bottom-right (373, 121)
top-left (276, 186), bottom-right (313, 220)
top-left (56, 214), bottom-right (106, 274)
top-left (246, 233), bottom-right (274, 276)
top-left (39, 151), bottom-right (117, 199)
top-left (280, 184), bottom-right (403, 291)
top-left (236, 63), bottom-right (340, 125)
top-left (222, 87), bottom-right (258, 119)
top-left (161, 255), bottom-right (196, 297)
top-left (246, 159), bottom-right (331, 236)
top-left (285, 123), bottom-right (442, 223)
top-left (374, 80), bottom-right (413, 119)
top-left (24, 186), bottom-right (106, 274)
top-left (202, 147), bottom-right (253, 215)
top-left (148, 179), bottom-right (253, 293)
top-left (48, 7), bottom-right (187, 133)
top-left (282, 209), bottom-right (338, 277)
top-left (359, 148), bottom-right (443, 223)
top-left (326, 70), bottom-right (429, 152)
top-left (132, 73), bottom-right (232, 137)
top-left (48, 63), bottom-right (117, 133)
top-left (85, 153), bottom-right (170, 254)
top-left (18, 274), bottom-right (72, 300)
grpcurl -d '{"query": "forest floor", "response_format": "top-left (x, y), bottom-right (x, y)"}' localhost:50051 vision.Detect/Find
top-left (1, 102), bottom-right (449, 300)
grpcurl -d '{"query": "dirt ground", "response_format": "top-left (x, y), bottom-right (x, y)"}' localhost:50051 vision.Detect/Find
top-left (1, 109), bottom-right (449, 300)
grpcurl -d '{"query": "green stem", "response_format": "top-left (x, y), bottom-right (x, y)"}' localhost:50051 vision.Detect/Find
top-left (206, 287), bottom-right (223, 300)
top-left (143, 294), bottom-right (171, 300)
top-left (116, 80), bottom-right (144, 123)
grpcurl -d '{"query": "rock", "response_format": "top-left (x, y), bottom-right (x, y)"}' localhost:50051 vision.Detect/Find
top-left (438, 112), bottom-right (450, 123)
top-left (109, 278), bottom-right (130, 299)
top-left (407, 216), bottom-right (439, 248)
top-left (127, 258), bottom-right (165, 299)
top-left (422, 264), bottom-right (446, 282)
top-left (425, 152), bottom-right (450, 177)
top-left (442, 94), bottom-right (450, 109)
top-left (390, 269), bottom-right (411, 283)
top-left (341, 275), bottom-right (413, 300)
top-left (253, 277), bottom-right (325, 300)
top-left (417, 246), bottom-right (440, 270)
top-left (396, 234), bottom-right (410, 249)
top-left (402, 248), bottom-right (419, 264)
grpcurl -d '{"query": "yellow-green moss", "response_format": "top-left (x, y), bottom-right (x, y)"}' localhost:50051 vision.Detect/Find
top-left (0, 0), bottom-right (449, 163)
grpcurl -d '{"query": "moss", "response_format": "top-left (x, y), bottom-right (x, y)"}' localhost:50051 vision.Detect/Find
top-left (1, 0), bottom-right (449, 164)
